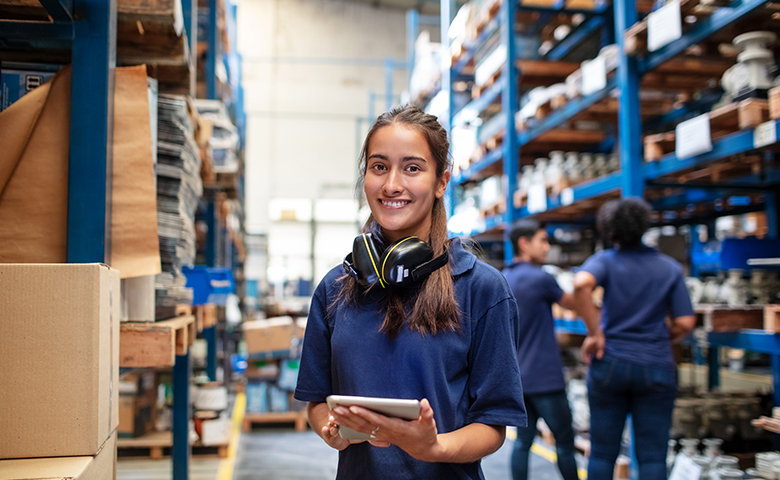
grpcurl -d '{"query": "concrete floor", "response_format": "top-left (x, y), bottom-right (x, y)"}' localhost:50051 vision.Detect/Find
top-left (117, 427), bottom-right (568, 480)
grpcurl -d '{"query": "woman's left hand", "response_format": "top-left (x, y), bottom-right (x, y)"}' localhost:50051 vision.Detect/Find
top-left (330, 398), bottom-right (442, 461)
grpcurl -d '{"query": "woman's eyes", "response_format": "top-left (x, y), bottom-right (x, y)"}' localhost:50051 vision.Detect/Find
top-left (368, 163), bottom-right (422, 173)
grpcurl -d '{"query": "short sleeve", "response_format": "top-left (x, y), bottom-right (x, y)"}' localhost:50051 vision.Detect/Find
top-left (294, 280), bottom-right (333, 402)
top-left (542, 272), bottom-right (564, 303)
top-left (580, 251), bottom-right (608, 286)
top-left (466, 296), bottom-right (528, 428)
top-left (667, 270), bottom-right (695, 318)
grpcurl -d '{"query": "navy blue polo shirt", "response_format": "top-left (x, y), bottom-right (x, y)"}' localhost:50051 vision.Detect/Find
top-left (579, 245), bottom-right (694, 367)
top-left (502, 261), bottom-right (566, 395)
top-left (295, 237), bottom-right (527, 480)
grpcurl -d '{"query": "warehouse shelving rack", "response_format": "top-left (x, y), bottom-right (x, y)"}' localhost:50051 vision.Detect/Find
top-left (0, 1), bottom-right (203, 478)
top-left (438, 0), bottom-right (780, 475)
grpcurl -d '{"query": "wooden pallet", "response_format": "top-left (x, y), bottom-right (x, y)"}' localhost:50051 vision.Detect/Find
top-left (472, 69), bottom-right (502, 99)
top-left (479, 199), bottom-right (506, 219)
top-left (769, 86), bottom-right (780, 120)
top-left (194, 303), bottom-right (217, 332)
top-left (474, 0), bottom-right (502, 37)
top-left (242, 411), bottom-right (308, 433)
top-left (624, 0), bottom-right (730, 55)
top-left (643, 98), bottom-right (770, 161)
top-left (120, 315), bottom-right (196, 368)
top-left (117, 431), bottom-right (228, 460)
top-left (695, 304), bottom-right (766, 332)
top-left (762, 305), bottom-right (780, 333)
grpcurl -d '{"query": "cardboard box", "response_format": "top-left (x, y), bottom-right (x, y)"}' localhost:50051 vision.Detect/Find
top-left (243, 317), bottom-right (295, 355)
top-left (0, 431), bottom-right (116, 480)
top-left (245, 359), bottom-right (280, 379)
top-left (0, 264), bottom-right (120, 459)
top-left (120, 274), bottom-right (155, 322)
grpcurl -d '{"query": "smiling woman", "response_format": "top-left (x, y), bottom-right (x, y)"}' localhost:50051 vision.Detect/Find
top-left (293, 104), bottom-right (528, 480)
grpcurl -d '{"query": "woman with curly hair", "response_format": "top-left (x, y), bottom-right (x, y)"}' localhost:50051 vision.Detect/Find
top-left (573, 197), bottom-right (695, 480)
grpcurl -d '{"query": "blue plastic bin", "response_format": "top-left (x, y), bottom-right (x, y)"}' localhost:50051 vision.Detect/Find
top-left (182, 265), bottom-right (235, 305)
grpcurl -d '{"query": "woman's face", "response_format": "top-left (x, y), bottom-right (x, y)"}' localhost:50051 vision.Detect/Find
top-left (364, 124), bottom-right (449, 244)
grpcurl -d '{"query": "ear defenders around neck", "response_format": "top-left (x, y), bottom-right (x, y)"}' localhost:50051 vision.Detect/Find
top-left (343, 233), bottom-right (448, 288)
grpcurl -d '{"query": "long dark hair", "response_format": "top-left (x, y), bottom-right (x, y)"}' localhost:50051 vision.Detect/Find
top-left (334, 105), bottom-right (461, 338)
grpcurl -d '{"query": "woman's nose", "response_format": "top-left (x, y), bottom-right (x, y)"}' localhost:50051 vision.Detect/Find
top-left (383, 168), bottom-right (403, 194)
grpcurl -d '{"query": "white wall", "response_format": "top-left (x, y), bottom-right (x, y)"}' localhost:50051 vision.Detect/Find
top-left (237, 0), bottom-right (410, 286)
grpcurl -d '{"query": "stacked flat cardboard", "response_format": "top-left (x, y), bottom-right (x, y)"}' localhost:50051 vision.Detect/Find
top-left (0, 432), bottom-right (117, 480)
top-left (155, 94), bottom-right (202, 319)
top-left (0, 263), bottom-right (120, 460)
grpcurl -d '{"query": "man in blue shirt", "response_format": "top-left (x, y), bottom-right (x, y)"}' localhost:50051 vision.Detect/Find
top-left (503, 219), bottom-right (580, 480)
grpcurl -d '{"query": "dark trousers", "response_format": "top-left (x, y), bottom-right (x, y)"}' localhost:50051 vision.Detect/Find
top-left (587, 355), bottom-right (677, 480)
top-left (511, 390), bottom-right (579, 480)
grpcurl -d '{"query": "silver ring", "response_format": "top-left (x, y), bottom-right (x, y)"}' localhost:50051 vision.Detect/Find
top-left (371, 426), bottom-right (380, 436)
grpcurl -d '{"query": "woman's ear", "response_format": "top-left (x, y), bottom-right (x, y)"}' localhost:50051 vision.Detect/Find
top-left (435, 170), bottom-right (451, 199)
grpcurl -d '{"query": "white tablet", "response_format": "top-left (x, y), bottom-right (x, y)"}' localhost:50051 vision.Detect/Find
top-left (326, 395), bottom-right (421, 440)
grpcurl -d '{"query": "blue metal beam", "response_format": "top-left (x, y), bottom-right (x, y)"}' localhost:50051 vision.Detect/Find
top-left (452, 77), bottom-right (502, 127)
top-left (637, 0), bottom-right (769, 74)
top-left (173, 353), bottom-right (192, 480)
top-left (615, 0), bottom-right (643, 198)
top-left (442, 0), bottom-right (455, 216)
top-left (517, 3), bottom-right (609, 14)
top-left (0, 21), bottom-right (73, 47)
top-left (407, 9), bottom-right (419, 91)
top-left (554, 318), bottom-right (588, 334)
top-left (708, 330), bottom-right (780, 356)
top-left (39, 0), bottom-right (73, 21)
top-left (67, 0), bottom-right (116, 264)
top-left (453, 147), bottom-right (502, 185)
top-left (385, 57), bottom-right (394, 111)
top-left (546, 15), bottom-right (606, 61)
top-left (207, 0), bottom-right (218, 100)
top-left (502, 0), bottom-right (518, 264)
top-left (518, 76), bottom-right (616, 146)
top-left (643, 120), bottom-right (779, 179)
top-left (204, 325), bottom-right (217, 381)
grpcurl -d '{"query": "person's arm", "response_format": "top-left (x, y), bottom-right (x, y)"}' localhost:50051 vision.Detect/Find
top-left (557, 291), bottom-right (578, 312)
top-left (573, 270), bottom-right (604, 362)
top-left (669, 315), bottom-right (695, 343)
top-left (330, 398), bottom-right (505, 463)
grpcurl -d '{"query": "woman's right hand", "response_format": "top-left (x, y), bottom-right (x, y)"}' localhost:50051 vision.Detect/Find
top-left (321, 414), bottom-right (357, 451)
top-left (581, 330), bottom-right (605, 364)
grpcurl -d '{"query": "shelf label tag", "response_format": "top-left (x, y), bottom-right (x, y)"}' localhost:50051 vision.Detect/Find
top-left (527, 184), bottom-right (548, 213)
top-left (561, 188), bottom-right (574, 206)
top-left (581, 56), bottom-right (607, 96)
top-left (754, 120), bottom-right (777, 148)
top-left (669, 453), bottom-right (702, 480)
top-left (647, 0), bottom-right (682, 52)
top-left (675, 114), bottom-right (712, 159)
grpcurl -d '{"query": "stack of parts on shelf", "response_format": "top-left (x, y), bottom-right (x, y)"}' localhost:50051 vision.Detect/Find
top-left (193, 383), bottom-right (230, 446)
top-left (155, 94), bottom-right (203, 320)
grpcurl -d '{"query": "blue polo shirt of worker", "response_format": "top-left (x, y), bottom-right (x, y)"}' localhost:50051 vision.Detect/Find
top-left (294, 237), bottom-right (527, 480)
top-left (579, 244), bottom-right (694, 367)
top-left (503, 261), bottom-right (566, 395)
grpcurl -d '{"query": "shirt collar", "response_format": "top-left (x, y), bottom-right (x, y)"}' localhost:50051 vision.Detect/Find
top-left (448, 237), bottom-right (477, 276)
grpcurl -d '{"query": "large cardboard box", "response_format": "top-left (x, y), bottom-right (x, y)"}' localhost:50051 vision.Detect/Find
top-left (0, 264), bottom-right (120, 459)
top-left (0, 431), bottom-right (117, 480)
top-left (243, 317), bottom-right (295, 355)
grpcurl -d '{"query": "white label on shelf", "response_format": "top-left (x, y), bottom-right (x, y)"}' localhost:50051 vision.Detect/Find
top-left (675, 114), bottom-right (712, 159)
top-left (561, 188), bottom-right (574, 206)
top-left (669, 453), bottom-right (702, 480)
top-left (754, 120), bottom-right (777, 148)
top-left (527, 184), bottom-right (548, 214)
top-left (647, 0), bottom-right (682, 52)
top-left (581, 56), bottom-right (607, 96)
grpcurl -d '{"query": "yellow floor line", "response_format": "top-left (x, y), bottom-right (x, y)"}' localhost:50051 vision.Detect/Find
top-left (530, 441), bottom-right (588, 479)
top-left (216, 392), bottom-right (246, 480)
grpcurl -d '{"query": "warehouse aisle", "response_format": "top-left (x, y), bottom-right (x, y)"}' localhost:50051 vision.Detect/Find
top-left (232, 426), bottom-right (566, 480)
top-left (117, 458), bottom-right (221, 480)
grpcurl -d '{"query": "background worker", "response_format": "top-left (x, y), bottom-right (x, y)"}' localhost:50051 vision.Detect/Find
top-left (503, 219), bottom-right (580, 480)
top-left (573, 198), bottom-right (695, 480)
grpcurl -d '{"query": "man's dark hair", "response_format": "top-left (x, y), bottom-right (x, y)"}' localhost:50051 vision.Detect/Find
top-left (509, 219), bottom-right (547, 257)
top-left (596, 197), bottom-right (651, 248)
